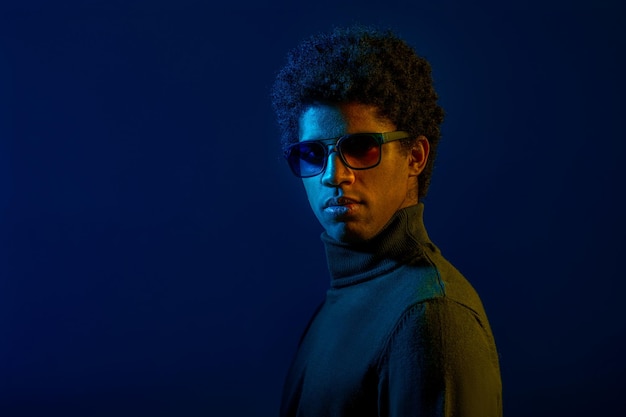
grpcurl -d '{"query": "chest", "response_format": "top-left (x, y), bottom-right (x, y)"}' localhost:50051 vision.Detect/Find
top-left (281, 267), bottom-right (442, 417)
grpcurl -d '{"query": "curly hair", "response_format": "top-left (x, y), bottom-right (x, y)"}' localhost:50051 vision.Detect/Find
top-left (271, 25), bottom-right (445, 199)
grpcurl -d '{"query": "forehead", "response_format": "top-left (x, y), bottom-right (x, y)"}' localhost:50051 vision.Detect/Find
top-left (298, 103), bottom-right (395, 141)
top-left (298, 105), bottom-right (346, 141)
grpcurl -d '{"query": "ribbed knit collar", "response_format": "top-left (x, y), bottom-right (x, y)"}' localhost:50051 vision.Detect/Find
top-left (321, 203), bottom-right (433, 288)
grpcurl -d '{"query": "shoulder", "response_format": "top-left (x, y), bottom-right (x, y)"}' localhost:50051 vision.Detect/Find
top-left (397, 297), bottom-right (496, 353)
top-left (380, 246), bottom-right (493, 345)
top-left (408, 239), bottom-right (489, 321)
top-left (382, 296), bottom-right (496, 358)
top-left (376, 297), bottom-right (503, 417)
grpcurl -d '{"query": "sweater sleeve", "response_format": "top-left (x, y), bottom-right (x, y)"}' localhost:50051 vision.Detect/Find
top-left (377, 297), bottom-right (502, 417)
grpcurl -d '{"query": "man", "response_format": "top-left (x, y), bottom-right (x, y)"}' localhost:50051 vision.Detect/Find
top-left (271, 25), bottom-right (502, 417)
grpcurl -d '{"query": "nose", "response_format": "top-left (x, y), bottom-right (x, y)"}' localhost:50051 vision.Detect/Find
top-left (321, 146), bottom-right (355, 186)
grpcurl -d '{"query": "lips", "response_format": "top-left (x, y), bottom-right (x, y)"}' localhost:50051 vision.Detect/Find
top-left (324, 196), bottom-right (360, 208)
top-left (322, 196), bottom-right (361, 218)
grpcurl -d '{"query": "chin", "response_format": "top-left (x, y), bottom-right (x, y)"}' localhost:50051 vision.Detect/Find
top-left (327, 224), bottom-right (371, 244)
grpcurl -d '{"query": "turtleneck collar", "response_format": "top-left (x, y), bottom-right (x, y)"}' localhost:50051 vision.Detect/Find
top-left (321, 203), bottom-right (435, 288)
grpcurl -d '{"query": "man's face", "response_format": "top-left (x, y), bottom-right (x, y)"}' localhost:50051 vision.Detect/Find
top-left (298, 102), bottom-right (421, 244)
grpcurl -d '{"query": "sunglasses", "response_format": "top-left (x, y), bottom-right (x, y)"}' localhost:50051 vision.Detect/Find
top-left (284, 131), bottom-right (411, 178)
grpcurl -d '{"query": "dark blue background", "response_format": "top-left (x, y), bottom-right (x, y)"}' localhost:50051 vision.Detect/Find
top-left (1, 1), bottom-right (624, 416)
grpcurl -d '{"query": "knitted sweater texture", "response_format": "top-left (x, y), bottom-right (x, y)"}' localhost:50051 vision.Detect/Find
top-left (280, 203), bottom-right (502, 417)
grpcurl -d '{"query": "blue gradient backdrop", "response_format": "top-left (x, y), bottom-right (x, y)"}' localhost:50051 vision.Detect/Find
top-left (1, 1), bottom-right (624, 416)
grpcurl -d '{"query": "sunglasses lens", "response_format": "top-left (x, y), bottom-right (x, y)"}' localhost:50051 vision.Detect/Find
top-left (285, 134), bottom-right (384, 177)
top-left (340, 134), bottom-right (380, 168)
top-left (287, 142), bottom-right (326, 177)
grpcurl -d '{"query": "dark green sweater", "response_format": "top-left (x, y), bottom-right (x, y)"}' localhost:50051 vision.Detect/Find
top-left (280, 203), bottom-right (502, 417)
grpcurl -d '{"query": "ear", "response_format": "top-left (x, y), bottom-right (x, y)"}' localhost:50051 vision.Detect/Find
top-left (408, 135), bottom-right (430, 177)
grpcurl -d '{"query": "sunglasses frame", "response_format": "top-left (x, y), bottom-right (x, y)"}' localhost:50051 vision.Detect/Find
top-left (284, 131), bottom-right (411, 178)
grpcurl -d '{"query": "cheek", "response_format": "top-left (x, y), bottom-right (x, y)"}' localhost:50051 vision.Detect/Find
top-left (302, 179), bottom-right (315, 194)
top-left (369, 164), bottom-right (410, 200)
top-left (302, 180), bottom-right (322, 205)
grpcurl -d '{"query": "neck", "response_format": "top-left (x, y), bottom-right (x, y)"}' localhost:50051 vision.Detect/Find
top-left (321, 203), bottom-right (433, 287)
